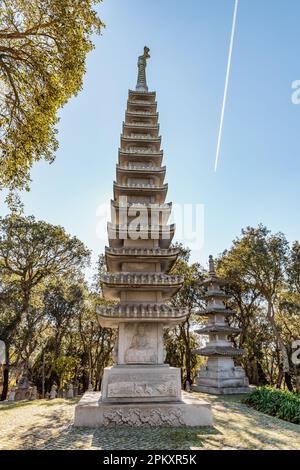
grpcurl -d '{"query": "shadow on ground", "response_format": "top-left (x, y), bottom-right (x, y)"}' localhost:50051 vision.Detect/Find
top-left (1, 394), bottom-right (299, 450)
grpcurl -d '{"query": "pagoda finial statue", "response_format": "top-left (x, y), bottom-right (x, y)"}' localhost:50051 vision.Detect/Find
top-left (208, 255), bottom-right (215, 274)
top-left (136, 46), bottom-right (150, 92)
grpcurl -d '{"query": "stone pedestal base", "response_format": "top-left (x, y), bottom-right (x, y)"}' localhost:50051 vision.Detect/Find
top-left (74, 392), bottom-right (213, 427)
top-left (193, 365), bottom-right (250, 395)
top-left (101, 365), bottom-right (181, 403)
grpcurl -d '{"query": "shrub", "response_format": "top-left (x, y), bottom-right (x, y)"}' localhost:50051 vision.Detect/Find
top-left (244, 386), bottom-right (300, 424)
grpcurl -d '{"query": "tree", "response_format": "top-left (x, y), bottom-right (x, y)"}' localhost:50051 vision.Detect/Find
top-left (31, 278), bottom-right (85, 392)
top-left (166, 243), bottom-right (205, 388)
top-left (0, 214), bottom-right (90, 399)
top-left (77, 294), bottom-right (115, 391)
top-left (0, 280), bottom-right (22, 400)
top-left (219, 225), bottom-right (294, 390)
top-left (0, 0), bottom-right (103, 191)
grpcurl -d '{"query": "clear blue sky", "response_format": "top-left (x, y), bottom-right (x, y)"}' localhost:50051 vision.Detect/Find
top-left (1, 0), bottom-right (300, 276)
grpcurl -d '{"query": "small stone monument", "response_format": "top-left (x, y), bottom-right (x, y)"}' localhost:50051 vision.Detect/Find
top-left (73, 380), bottom-right (79, 397)
top-left (0, 340), bottom-right (5, 365)
top-left (8, 386), bottom-right (16, 402)
top-left (50, 384), bottom-right (57, 400)
top-left (67, 383), bottom-right (74, 399)
top-left (30, 385), bottom-right (38, 400)
top-left (15, 373), bottom-right (31, 401)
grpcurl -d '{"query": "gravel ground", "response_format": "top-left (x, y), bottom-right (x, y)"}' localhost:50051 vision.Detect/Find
top-left (0, 393), bottom-right (299, 450)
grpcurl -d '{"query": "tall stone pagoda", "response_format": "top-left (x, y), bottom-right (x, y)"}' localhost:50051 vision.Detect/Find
top-left (193, 256), bottom-right (250, 394)
top-left (75, 48), bottom-right (212, 427)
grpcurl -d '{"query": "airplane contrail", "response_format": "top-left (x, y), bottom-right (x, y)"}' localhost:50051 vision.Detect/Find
top-left (214, 0), bottom-right (239, 172)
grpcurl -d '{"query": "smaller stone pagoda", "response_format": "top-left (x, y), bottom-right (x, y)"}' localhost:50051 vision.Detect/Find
top-left (193, 256), bottom-right (250, 394)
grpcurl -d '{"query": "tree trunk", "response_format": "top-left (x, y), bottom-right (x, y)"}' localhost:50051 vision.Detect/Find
top-left (267, 301), bottom-right (293, 391)
top-left (0, 346), bottom-right (9, 401)
top-left (295, 373), bottom-right (300, 394)
top-left (185, 320), bottom-right (191, 388)
top-left (284, 372), bottom-right (293, 392)
top-left (276, 368), bottom-right (283, 389)
top-left (257, 361), bottom-right (268, 385)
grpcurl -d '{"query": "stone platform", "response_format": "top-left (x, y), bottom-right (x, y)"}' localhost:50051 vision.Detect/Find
top-left (193, 364), bottom-right (250, 395)
top-left (74, 392), bottom-right (213, 427)
top-left (193, 385), bottom-right (250, 395)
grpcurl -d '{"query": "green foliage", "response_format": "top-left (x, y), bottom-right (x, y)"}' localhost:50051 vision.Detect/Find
top-left (218, 225), bottom-right (299, 391)
top-left (0, 0), bottom-right (103, 190)
top-left (0, 215), bottom-right (91, 285)
top-left (165, 248), bottom-right (206, 386)
top-left (51, 355), bottom-right (80, 388)
top-left (244, 386), bottom-right (300, 424)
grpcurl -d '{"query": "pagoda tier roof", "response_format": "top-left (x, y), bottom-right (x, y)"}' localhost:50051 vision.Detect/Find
top-left (125, 110), bottom-right (158, 118)
top-left (118, 152), bottom-right (163, 167)
top-left (107, 223), bottom-right (175, 249)
top-left (113, 182), bottom-right (167, 202)
top-left (128, 89), bottom-right (156, 97)
top-left (97, 303), bottom-right (187, 326)
top-left (123, 122), bottom-right (159, 130)
top-left (115, 178), bottom-right (166, 191)
top-left (204, 290), bottom-right (230, 300)
top-left (111, 200), bottom-right (171, 211)
top-left (105, 246), bottom-right (179, 273)
top-left (119, 148), bottom-right (163, 156)
top-left (121, 134), bottom-right (161, 141)
top-left (116, 164), bottom-right (166, 176)
top-left (195, 325), bottom-right (241, 335)
top-left (201, 274), bottom-right (227, 286)
top-left (102, 273), bottom-right (183, 301)
top-left (127, 100), bottom-right (157, 108)
top-left (113, 182), bottom-right (167, 190)
top-left (120, 136), bottom-right (161, 148)
top-left (194, 346), bottom-right (244, 357)
top-left (102, 272), bottom-right (183, 285)
top-left (195, 307), bottom-right (236, 316)
top-left (105, 246), bottom-right (179, 257)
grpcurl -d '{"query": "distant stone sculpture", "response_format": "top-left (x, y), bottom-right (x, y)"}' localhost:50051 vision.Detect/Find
top-left (18, 374), bottom-right (29, 389)
top-left (14, 373), bottom-right (37, 401)
top-left (8, 386), bottom-right (16, 402)
top-left (50, 384), bottom-right (57, 400)
top-left (67, 383), bottom-right (74, 399)
top-left (30, 385), bottom-right (38, 400)
top-left (0, 340), bottom-right (5, 364)
top-left (73, 380), bottom-right (79, 397)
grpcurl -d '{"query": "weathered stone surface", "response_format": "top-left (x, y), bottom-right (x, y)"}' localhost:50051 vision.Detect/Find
top-left (101, 365), bottom-right (181, 402)
top-left (193, 359), bottom-right (249, 394)
top-left (115, 322), bottom-right (165, 365)
top-left (74, 392), bottom-right (213, 427)
top-left (79, 50), bottom-right (213, 428)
